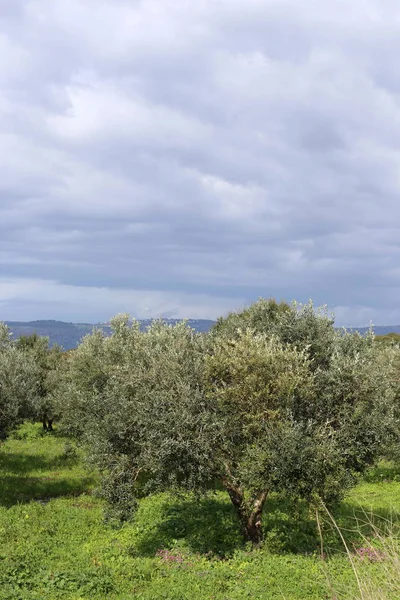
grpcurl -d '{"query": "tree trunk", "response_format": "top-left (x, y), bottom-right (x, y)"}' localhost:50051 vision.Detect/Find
top-left (223, 480), bottom-right (268, 545)
top-left (42, 417), bottom-right (54, 432)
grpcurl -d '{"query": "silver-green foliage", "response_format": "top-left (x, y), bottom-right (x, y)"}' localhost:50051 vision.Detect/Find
top-left (15, 333), bottom-right (64, 428)
top-left (57, 315), bottom-right (216, 521)
top-left (0, 324), bottom-right (39, 434)
top-left (57, 302), bottom-right (399, 543)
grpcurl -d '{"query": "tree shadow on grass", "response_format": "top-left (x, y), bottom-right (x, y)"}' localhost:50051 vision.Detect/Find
top-left (0, 450), bottom-right (96, 507)
top-left (0, 451), bottom-right (79, 475)
top-left (263, 495), bottom-right (400, 556)
top-left (132, 495), bottom-right (243, 558)
top-left (130, 492), bottom-right (400, 559)
top-left (132, 493), bottom-right (319, 558)
top-left (0, 474), bottom-right (97, 507)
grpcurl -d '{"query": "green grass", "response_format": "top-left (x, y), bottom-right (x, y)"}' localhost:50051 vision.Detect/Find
top-left (0, 423), bottom-right (399, 599)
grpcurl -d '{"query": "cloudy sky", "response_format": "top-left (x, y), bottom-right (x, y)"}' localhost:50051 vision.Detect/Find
top-left (1, 0), bottom-right (400, 325)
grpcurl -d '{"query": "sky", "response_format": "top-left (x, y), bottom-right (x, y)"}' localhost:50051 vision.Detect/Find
top-left (1, 0), bottom-right (400, 326)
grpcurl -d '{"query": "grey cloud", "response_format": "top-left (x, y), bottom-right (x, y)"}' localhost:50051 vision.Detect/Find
top-left (1, 0), bottom-right (400, 323)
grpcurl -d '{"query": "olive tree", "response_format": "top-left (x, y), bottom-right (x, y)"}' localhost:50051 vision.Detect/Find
top-left (371, 343), bottom-right (400, 462)
top-left (59, 303), bottom-right (396, 545)
top-left (205, 325), bottom-right (397, 543)
top-left (204, 330), bottom-right (318, 542)
top-left (57, 315), bottom-right (216, 520)
top-left (0, 324), bottom-right (39, 436)
top-left (15, 333), bottom-right (63, 431)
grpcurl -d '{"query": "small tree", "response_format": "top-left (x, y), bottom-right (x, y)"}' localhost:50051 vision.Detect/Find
top-left (0, 324), bottom-right (39, 436)
top-left (15, 333), bottom-right (63, 430)
top-left (58, 316), bottom-right (216, 520)
top-left (204, 330), bottom-right (317, 543)
top-left (204, 326), bottom-right (397, 543)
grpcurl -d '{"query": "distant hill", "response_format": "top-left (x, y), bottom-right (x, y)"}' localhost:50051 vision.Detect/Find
top-left (3, 319), bottom-right (400, 351)
top-left (344, 325), bottom-right (400, 336)
top-left (3, 319), bottom-right (216, 350)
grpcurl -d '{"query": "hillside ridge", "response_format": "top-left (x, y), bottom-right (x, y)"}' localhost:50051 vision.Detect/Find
top-left (3, 319), bottom-right (400, 350)
top-left (3, 319), bottom-right (215, 350)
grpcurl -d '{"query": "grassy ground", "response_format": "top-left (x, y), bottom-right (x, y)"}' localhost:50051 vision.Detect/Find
top-left (0, 423), bottom-right (399, 600)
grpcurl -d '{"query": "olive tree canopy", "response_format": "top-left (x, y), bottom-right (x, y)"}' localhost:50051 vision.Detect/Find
top-left (0, 324), bottom-right (39, 436)
top-left (58, 302), bottom-right (397, 544)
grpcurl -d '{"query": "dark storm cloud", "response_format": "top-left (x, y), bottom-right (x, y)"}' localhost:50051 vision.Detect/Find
top-left (1, 0), bottom-right (400, 324)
